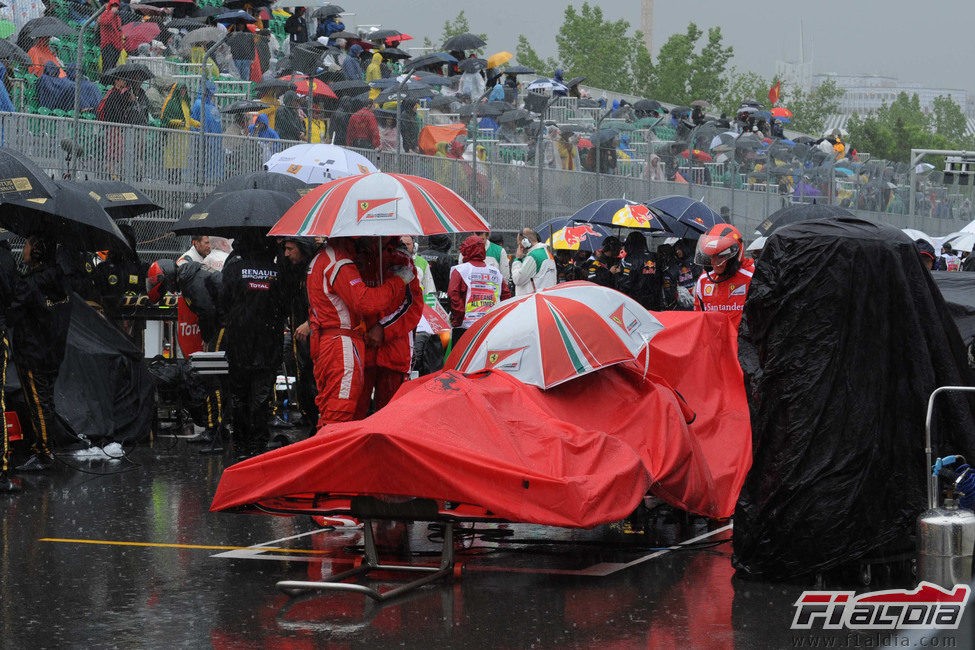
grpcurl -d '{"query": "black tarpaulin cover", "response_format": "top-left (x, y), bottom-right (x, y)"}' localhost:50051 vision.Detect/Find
top-left (54, 295), bottom-right (154, 443)
top-left (931, 270), bottom-right (975, 345)
top-left (734, 218), bottom-right (975, 581)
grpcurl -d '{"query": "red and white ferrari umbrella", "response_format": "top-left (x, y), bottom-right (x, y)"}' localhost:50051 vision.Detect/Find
top-left (446, 282), bottom-right (664, 389)
top-left (268, 172), bottom-right (490, 237)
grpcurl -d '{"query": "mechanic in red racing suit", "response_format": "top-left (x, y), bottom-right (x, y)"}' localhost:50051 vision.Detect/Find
top-left (353, 237), bottom-right (424, 418)
top-left (693, 224), bottom-right (754, 329)
top-left (306, 237), bottom-right (412, 428)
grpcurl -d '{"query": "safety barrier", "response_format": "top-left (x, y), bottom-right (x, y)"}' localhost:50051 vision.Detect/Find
top-left (0, 111), bottom-right (965, 262)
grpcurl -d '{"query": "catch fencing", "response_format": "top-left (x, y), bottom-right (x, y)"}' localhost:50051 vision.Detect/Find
top-left (0, 111), bottom-right (963, 261)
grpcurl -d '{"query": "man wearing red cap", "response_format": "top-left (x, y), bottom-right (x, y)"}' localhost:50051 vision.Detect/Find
top-left (307, 237), bottom-right (412, 428)
top-left (448, 235), bottom-right (511, 348)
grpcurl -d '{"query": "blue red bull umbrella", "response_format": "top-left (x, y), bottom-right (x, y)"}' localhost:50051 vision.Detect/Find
top-left (536, 217), bottom-right (611, 252)
top-left (569, 199), bottom-right (670, 231)
top-left (645, 195), bottom-right (723, 238)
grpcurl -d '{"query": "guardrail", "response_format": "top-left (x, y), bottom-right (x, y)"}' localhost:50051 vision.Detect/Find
top-left (0, 111), bottom-right (964, 261)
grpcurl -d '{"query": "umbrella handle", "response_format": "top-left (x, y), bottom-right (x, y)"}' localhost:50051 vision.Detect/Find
top-left (640, 334), bottom-right (650, 381)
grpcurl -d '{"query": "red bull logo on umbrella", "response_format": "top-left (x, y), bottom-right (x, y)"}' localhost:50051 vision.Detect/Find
top-left (616, 204), bottom-right (652, 226)
top-left (357, 197), bottom-right (400, 222)
top-left (562, 224), bottom-right (599, 247)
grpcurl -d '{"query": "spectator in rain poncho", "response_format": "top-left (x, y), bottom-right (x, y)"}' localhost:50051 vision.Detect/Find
top-left (59, 63), bottom-right (101, 112)
top-left (0, 63), bottom-right (14, 112)
top-left (488, 82), bottom-right (504, 102)
top-left (365, 50), bottom-right (382, 99)
top-left (250, 111), bottom-right (280, 159)
top-left (27, 36), bottom-right (63, 77)
top-left (554, 129), bottom-right (580, 171)
top-left (276, 90), bottom-right (304, 141)
top-left (347, 103), bottom-right (380, 149)
top-left (36, 61), bottom-right (70, 109)
top-left (250, 111), bottom-right (279, 139)
top-left (342, 43), bottom-right (363, 81)
top-left (160, 82), bottom-right (200, 183)
top-left (399, 99), bottom-right (420, 153)
top-left (329, 96), bottom-right (353, 145)
top-left (191, 80), bottom-right (223, 179)
top-left (459, 67), bottom-right (485, 99)
top-left (552, 68), bottom-right (567, 97)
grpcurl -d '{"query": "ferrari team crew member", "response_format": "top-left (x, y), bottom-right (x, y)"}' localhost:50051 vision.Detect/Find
top-left (511, 228), bottom-right (556, 295)
top-left (693, 224), bottom-right (754, 329)
top-left (354, 237), bottom-right (424, 418)
top-left (281, 238), bottom-right (319, 432)
top-left (307, 237), bottom-right (413, 428)
top-left (220, 233), bottom-right (284, 460)
top-left (448, 235), bottom-right (511, 347)
top-left (0, 238), bottom-right (18, 491)
top-left (8, 237), bottom-right (71, 472)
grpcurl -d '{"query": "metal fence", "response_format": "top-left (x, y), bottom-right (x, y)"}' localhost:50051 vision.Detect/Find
top-left (0, 111), bottom-right (966, 261)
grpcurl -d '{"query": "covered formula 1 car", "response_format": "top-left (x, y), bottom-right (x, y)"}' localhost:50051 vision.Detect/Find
top-left (211, 311), bottom-right (752, 527)
top-left (734, 218), bottom-right (975, 581)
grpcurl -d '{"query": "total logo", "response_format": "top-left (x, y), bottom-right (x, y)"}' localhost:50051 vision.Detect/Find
top-left (791, 582), bottom-right (970, 631)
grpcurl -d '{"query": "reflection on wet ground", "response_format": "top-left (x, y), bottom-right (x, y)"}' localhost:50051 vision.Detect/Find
top-left (1, 438), bottom-right (971, 648)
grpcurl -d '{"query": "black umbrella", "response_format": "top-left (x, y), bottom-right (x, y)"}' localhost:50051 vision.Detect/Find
top-left (406, 52), bottom-right (456, 70)
top-left (327, 30), bottom-right (358, 40)
top-left (220, 99), bottom-right (269, 114)
top-left (594, 128), bottom-right (620, 146)
top-left (223, 0), bottom-right (273, 8)
top-left (216, 9), bottom-right (256, 24)
top-left (22, 16), bottom-right (75, 39)
top-left (498, 108), bottom-right (531, 124)
top-left (458, 57), bottom-right (487, 73)
top-left (379, 47), bottom-right (411, 60)
top-left (430, 95), bottom-right (457, 110)
top-left (253, 79), bottom-right (296, 97)
top-left (0, 182), bottom-right (130, 252)
top-left (670, 105), bottom-right (691, 117)
top-left (101, 63), bottom-right (153, 84)
top-left (756, 204), bottom-right (853, 237)
top-left (411, 71), bottom-right (454, 87)
top-left (503, 65), bottom-right (535, 75)
top-left (443, 33), bottom-right (486, 51)
top-left (189, 6), bottom-right (223, 18)
top-left (368, 28), bottom-right (403, 41)
top-left (735, 134), bottom-right (764, 151)
top-left (171, 190), bottom-right (297, 236)
top-left (135, 0), bottom-right (195, 7)
top-left (741, 98), bottom-right (765, 108)
top-left (212, 171), bottom-right (309, 197)
top-left (165, 17), bottom-right (207, 30)
top-left (312, 4), bottom-right (345, 19)
top-left (68, 180), bottom-right (161, 219)
top-left (566, 76), bottom-right (585, 88)
top-left (0, 39), bottom-right (31, 67)
top-left (374, 86), bottom-right (434, 104)
top-left (0, 147), bottom-right (60, 202)
top-left (328, 79), bottom-right (369, 96)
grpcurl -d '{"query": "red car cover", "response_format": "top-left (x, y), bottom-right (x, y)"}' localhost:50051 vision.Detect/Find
top-left (210, 312), bottom-right (751, 526)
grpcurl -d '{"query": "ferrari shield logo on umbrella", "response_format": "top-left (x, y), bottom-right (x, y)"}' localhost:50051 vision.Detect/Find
top-left (486, 347), bottom-right (527, 371)
top-left (357, 197), bottom-right (400, 222)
